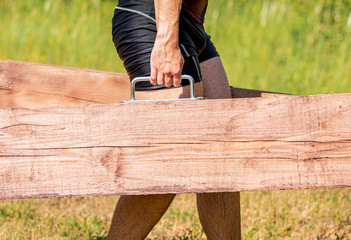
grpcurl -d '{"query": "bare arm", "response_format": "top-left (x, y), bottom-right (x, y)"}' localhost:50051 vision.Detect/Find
top-left (150, 0), bottom-right (184, 87)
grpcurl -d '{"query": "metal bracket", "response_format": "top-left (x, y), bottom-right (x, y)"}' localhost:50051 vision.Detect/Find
top-left (121, 75), bottom-right (206, 103)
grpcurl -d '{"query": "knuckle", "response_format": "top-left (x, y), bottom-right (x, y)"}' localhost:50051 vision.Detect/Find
top-left (173, 65), bottom-right (182, 74)
top-left (164, 69), bottom-right (171, 75)
top-left (174, 69), bottom-right (181, 75)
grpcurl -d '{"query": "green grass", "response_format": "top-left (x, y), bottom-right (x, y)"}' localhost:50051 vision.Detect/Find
top-left (0, 190), bottom-right (350, 239)
top-left (1, 0), bottom-right (351, 239)
top-left (1, 0), bottom-right (351, 94)
top-left (0, 0), bottom-right (125, 73)
top-left (205, 0), bottom-right (351, 94)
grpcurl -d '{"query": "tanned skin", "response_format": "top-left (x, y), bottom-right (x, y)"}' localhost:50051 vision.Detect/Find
top-left (150, 0), bottom-right (184, 87)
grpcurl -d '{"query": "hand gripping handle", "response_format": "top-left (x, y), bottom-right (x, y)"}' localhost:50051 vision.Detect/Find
top-left (121, 75), bottom-right (205, 103)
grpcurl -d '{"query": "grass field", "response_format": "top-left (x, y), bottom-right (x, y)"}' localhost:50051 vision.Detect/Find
top-left (1, 0), bottom-right (351, 239)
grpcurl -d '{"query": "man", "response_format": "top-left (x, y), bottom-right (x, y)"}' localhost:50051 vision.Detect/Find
top-left (108, 0), bottom-right (241, 239)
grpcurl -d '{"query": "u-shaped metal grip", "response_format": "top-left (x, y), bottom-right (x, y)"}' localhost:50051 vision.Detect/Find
top-left (121, 75), bottom-right (205, 103)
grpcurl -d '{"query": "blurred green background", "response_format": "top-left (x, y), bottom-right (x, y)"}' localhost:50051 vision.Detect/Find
top-left (1, 0), bottom-right (351, 239)
top-left (1, 0), bottom-right (351, 94)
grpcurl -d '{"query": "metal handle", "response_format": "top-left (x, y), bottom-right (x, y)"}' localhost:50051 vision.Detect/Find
top-left (130, 75), bottom-right (196, 101)
top-left (120, 75), bottom-right (205, 103)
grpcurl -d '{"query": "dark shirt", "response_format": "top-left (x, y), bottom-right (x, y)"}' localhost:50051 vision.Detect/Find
top-left (117, 0), bottom-right (208, 24)
top-left (182, 0), bottom-right (208, 24)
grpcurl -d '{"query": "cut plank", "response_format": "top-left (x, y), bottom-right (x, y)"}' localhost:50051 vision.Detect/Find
top-left (0, 89), bottom-right (95, 108)
top-left (0, 60), bottom-right (286, 108)
top-left (0, 59), bottom-right (130, 105)
top-left (0, 60), bottom-right (204, 107)
top-left (1, 94), bottom-right (350, 199)
top-left (230, 86), bottom-right (289, 98)
top-left (0, 82), bottom-right (204, 108)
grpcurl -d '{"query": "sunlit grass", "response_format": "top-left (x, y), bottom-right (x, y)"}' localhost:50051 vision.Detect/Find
top-left (205, 0), bottom-right (351, 94)
top-left (0, 0), bottom-right (125, 73)
top-left (1, 0), bottom-right (351, 239)
top-left (1, 0), bottom-right (351, 94)
top-left (1, 189), bottom-right (350, 239)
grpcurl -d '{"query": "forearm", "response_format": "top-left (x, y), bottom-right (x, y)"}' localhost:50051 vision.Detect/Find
top-left (154, 0), bottom-right (182, 48)
top-left (151, 0), bottom-right (184, 87)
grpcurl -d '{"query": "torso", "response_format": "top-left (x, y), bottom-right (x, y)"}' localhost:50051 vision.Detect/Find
top-left (182, 0), bottom-right (208, 24)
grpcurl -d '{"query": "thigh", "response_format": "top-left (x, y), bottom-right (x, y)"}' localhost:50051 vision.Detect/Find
top-left (200, 56), bottom-right (232, 99)
top-left (112, 7), bottom-right (156, 89)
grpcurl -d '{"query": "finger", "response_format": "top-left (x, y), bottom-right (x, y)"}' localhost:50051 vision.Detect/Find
top-left (174, 55), bottom-right (184, 87)
top-left (180, 55), bottom-right (185, 69)
top-left (165, 74), bottom-right (173, 88)
top-left (157, 72), bottom-right (165, 86)
top-left (173, 73), bottom-right (181, 87)
top-left (150, 67), bottom-right (157, 85)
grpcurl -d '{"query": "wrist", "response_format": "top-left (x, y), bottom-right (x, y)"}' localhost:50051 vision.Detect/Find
top-left (155, 32), bottom-right (179, 50)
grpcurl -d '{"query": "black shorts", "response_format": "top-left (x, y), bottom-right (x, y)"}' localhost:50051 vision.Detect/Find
top-left (112, 0), bottom-right (219, 90)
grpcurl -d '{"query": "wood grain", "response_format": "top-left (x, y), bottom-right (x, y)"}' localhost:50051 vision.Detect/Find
top-left (0, 60), bottom-right (284, 108)
top-left (1, 94), bottom-right (351, 199)
top-left (0, 89), bottom-right (95, 108)
top-left (230, 86), bottom-right (289, 98)
top-left (0, 59), bottom-right (130, 106)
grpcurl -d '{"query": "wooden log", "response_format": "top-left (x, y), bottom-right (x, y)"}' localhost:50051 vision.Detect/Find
top-left (1, 94), bottom-right (351, 199)
top-left (0, 89), bottom-right (95, 108)
top-left (0, 60), bottom-right (204, 107)
top-left (0, 59), bottom-right (130, 106)
top-left (0, 83), bottom-right (204, 108)
top-left (230, 86), bottom-right (289, 98)
top-left (0, 60), bottom-right (285, 108)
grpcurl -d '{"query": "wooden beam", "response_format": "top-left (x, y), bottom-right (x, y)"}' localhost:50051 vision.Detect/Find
top-left (0, 60), bottom-right (286, 108)
top-left (230, 86), bottom-right (289, 98)
top-left (0, 60), bottom-right (203, 106)
top-left (0, 59), bottom-right (130, 106)
top-left (1, 94), bottom-right (350, 199)
top-left (0, 89), bottom-right (95, 108)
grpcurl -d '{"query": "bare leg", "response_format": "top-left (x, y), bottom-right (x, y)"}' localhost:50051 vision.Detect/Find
top-left (107, 74), bottom-right (192, 240)
top-left (197, 56), bottom-right (241, 240)
top-left (200, 56), bottom-right (232, 99)
top-left (107, 57), bottom-right (239, 240)
top-left (197, 192), bottom-right (241, 240)
top-left (107, 194), bottom-right (175, 240)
